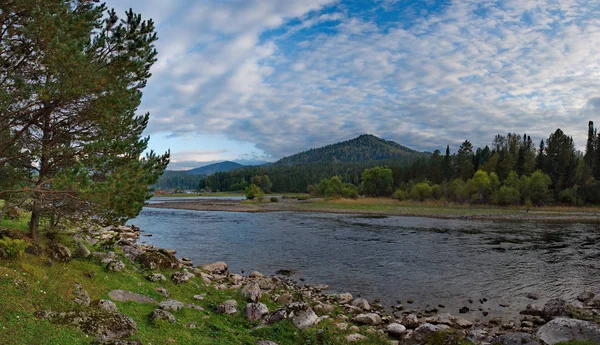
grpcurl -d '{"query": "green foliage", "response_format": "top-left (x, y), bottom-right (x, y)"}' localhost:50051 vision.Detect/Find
top-left (251, 175), bottom-right (273, 193)
top-left (529, 170), bottom-right (552, 205)
top-left (244, 184), bottom-right (263, 200)
top-left (431, 184), bottom-right (442, 199)
top-left (497, 186), bottom-right (520, 206)
top-left (467, 170), bottom-right (491, 203)
top-left (270, 197), bottom-right (279, 202)
top-left (392, 189), bottom-right (407, 200)
top-left (153, 171), bottom-right (203, 191)
top-left (341, 184), bottom-right (359, 199)
top-left (0, 236), bottom-right (28, 259)
top-left (229, 179), bottom-right (249, 192)
top-left (425, 331), bottom-right (470, 345)
top-left (411, 182), bottom-right (432, 201)
top-left (361, 167), bottom-right (394, 197)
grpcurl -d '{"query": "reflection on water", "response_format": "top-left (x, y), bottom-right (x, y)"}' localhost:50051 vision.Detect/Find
top-left (129, 207), bottom-right (600, 320)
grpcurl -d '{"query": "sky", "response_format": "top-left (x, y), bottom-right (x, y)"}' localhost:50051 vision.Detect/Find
top-left (103, 0), bottom-right (600, 170)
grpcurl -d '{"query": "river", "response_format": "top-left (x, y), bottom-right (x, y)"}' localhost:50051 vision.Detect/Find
top-left (129, 206), bottom-right (600, 321)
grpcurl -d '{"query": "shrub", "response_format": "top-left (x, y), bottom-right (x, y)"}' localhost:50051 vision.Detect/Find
top-left (497, 186), bottom-right (520, 205)
top-left (411, 182), bottom-right (432, 201)
top-left (431, 184), bottom-right (442, 199)
top-left (392, 189), bottom-right (407, 201)
top-left (244, 184), bottom-right (263, 200)
top-left (270, 197), bottom-right (279, 202)
top-left (341, 184), bottom-right (359, 199)
top-left (0, 236), bottom-right (28, 259)
top-left (297, 195), bottom-right (310, 201)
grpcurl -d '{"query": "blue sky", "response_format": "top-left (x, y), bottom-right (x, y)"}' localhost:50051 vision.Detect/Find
top-left (104, 0), bottom-right (600, 170)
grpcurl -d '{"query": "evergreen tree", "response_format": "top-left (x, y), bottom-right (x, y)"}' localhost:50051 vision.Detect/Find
top-left (457, 140), bottom-right (475, 180)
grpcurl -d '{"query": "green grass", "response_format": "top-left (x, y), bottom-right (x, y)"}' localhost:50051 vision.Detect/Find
top-left (0, 243), bottom-right (390, 345)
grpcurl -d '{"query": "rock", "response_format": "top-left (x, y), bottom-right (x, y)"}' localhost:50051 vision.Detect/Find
top-left (159, 299), bottom-right (184, 312)
top-left (200, 261), bottom-right (228, 274)
top-left (193, 294), bottom-right (205, 301)
top-left (146, 273), bottom-right (166, 282)
top-left (108, 290), bottom-right (156, 304)
top-left (249, 271), bottom-right (264, 278)
top-left (155, 287), bottom-right (170, 298)
top-left (542, 298), bottom-right (569, 320)
top-left (96, 300), bottom-right (118, 312)
top-left (106, 260), bottom-right (125, 272)
top-left (119, 245), bottom-right (143, 263)
top-left (150, 309), bottom-right (176, 323)
top-left (73, 241), bottom-right (91, 258)
top-left (275, 293), bottom-right (293, 305)
top-left (244, 303), bottom-right (269, 322)
top-left (467, 329), bottom-right (488, 343)
top-left (291, 308), bottom-right (319, 329)
top-left (489, 317), bottom-right (503, 325)
top-left (184, 303), bottom-right (204, 311)
top-left (402, 314), bottom-right (421, 329)
top-left (424, 313), bottom-right (453, 326)
top-left (275, 269), bottom-right (296, 276)
top-left (491, 332), bottom-right (541, 345)
top-left (527, 292), bottom-right (540, 300)
top-left (241, 282), bottom-right (262, 302)
top-left (412, 323), bottom-right (451, 342)
top-left (522, 320), bottom-right (535, 328)
top-left (47, 243), bottom-right (72, 262)
top-left (386, 323), bottom-right (407, 337)
top-left (216, 300), bottom-right (238, 315)
top-left (577, 291), bottom-right (595, 304)
top-left (72, 283), bottom-right (91, 307)
top-left (459, 306), bottom-right (469, 314)
top-left (337, 292), bottom-right (353, 304)
top-left (229, 273), bottom-right (243, 283)
top-left (42, 310), bottom-right (137, 340)
top-left (256, 341), bottom-right (278, 345)
top-left (520, 304), bottom-right (543, 317)
top-left (136, 249), bottom-right (180, 270)
top-left (351, 298), bottom-right (371, 311)
top-left (313, 303), bottom-right (335, 315)
top-left (267, 309), bottom-right (287, 325)
top-left (345, 333), bottom-right (367, 342)
top-left (454, 316), bottom-right (474, 328)
top-left (92, 340), bottom-right (142, 345)
top-left (352, 313), bottom-right (382, 326)
top-left (537, 317), bottom-right (600, 344)
top-left (171, 271), bottom-right (195, 284)
top-left (314, 284), bottom-right (329, 290)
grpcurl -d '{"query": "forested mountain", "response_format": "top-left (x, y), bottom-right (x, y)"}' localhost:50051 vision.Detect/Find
top-left (200, 135), bottom-right (429, 192)
top-left (187, 161), bottom-right (244, 175)
top-left (277, 134), bottom-right (426, 165)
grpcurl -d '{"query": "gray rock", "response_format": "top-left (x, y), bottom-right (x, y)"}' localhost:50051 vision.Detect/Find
top-left (491, 332), bottom-right (541, 345)
top-left (108, 290), bottom-right (156, 303)
top-left (542, 298), bottom-right (569, 320)
top-left (150, 309), bottom-right (176, 323)
top-left (216, 300), bottom-right (238, 315)
top-left (537, 317), bottom-right (600, 344)
top-left (346, 333), bottom-right (367, 342)
top-left (386, 323), bottom-right (407, 337)
top-left (73, 241), bottom-right (91, 258)
top-left (41, 310), bottom-right (137, 340)
top-left (249, 271), bottom-right (264, 278)
top-left (96, 299), bottom-right (118, 312)
top-left (72, 283), bottom-right (91, 307)
top-left (171, 271), bottom-right (195, 284)
top-left (241, 282), bottom-right (262, 302)
top-left (520, 303), bottom-right (543, 317)
top-left (159, 299), bottom-right (184, 311)
top-left (275, 293), bottom-right (292, 305)
top-left (402, 313), bottom-right (421, 329)
top-left (526, 292), bottom-right (540, 300)
top-left (267, 309), bottom-right (287, 325)
top-left (136, 249), bottom-right (180, 270)
top-left (193, 294), bottom-right (206, 301)
top-left (106, 260), bottom-right (125, 272)
top-left (92, 340), bottom-right (142, 345)
top-left (412, 323), bottom-right (451, 342)
top-left (337, 292), bottom-right (353, 304)
top-left (256, 341), bottom-right (278, 345)
top-left (155, 287), bottom-right (170, 298)
top-left (313, 303), bottom-right (335, 315)
top-left (577, 291), bottom-right (595, 304)
top-left (200, 261), bottom-right (228, 274)
top-left (352, 313), bottom-right (382, 326)
top-left (291, 308), bottom-right (319, 329)
top-left (47, 243), bottom-right (72, 262)
top-left (467, 329), bottom-right (489, 342)
top-left (244, 303), bottom-right (269, 322)
top-left (146, 273), bottom-right (166, 282)
top-left (351, 298), bottom-right (371, 311)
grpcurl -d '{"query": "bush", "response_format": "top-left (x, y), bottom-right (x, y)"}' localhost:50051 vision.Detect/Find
top-left (431, 184), bottom-right (442, 199)
top-left (270, 197), bottom-right (279, 202)
top-left (0, 236), bottom-right (28, 259)
top-left (244, 184), bottom-right (263, 200)
top-left (297, 195), bottom-right (310, 201)
top-left (411, 182), bottom-right (432, 201)
top-left (341, 184), bottom-right (359, 199)
top-left (392, 189), bottom-right (407, 200)
top-left (497, 186), bottom-right (520, 205)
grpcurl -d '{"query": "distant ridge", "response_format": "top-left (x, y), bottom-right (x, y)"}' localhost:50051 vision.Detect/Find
top-left (276, 134), bottom-right (427, 165)
top-left (187, 161), bottom-right (244, 175)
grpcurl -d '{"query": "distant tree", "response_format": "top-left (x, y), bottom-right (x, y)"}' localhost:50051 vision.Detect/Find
top-left (467, 170), bottom-right (491, 203)
top-left (411, 182), bottom-right (432, 202)
top-left (457, 140), bottom-right (475, 180)
top-left (546, 129), bottom-right (577, 193)
top-left (361, 167), bottom-right (394, 197)
top-left (585, 121), bottom-right (596, 171)
top-left (497, 186), bottom-right (520, 206)
top-left (536, 139), bottom-right (547, 172)
top-left (528, 170), bottom-right (552, 205)
top-left (244, 184), bottom-right (263, 200)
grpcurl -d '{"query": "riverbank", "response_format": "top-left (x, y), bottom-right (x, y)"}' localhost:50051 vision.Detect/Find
top-left (147, 197), bottom-right (600, 223)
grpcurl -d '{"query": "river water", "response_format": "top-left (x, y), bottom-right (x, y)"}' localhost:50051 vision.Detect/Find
top-left (129, 206), bottom-right (600, 320)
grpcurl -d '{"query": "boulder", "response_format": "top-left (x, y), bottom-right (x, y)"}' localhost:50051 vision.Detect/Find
top-left (275, 293), bottom-right (292, 305)
top-left (291, 308), bottom-right (319, 329)
top-left (537, 317), bottom-right (600, 344)
top-left (136, 249), bottom-right (180, 270)
top-left (313, 303), bottom-right (335, 315)
top-left (467, 329), bottom-right (489, 343)
top-left (542, 298), bottom-right (569, 320)
top-left (171, 271), bottom-right (195, 284)
top-left (106, 260), bottom-right (125, 272)
top-left (241, 282), bottom-right (262, 302)
top-left (337, 292), bottom-right (353, 304)
top-left (412, 323), bottom-right (451, 342)
top-left (47, 243), bottom-right (71, 262)
top-left (96, 300), bottom-right (118, 312)
top-left (351, 298), bottom-right (371, 311)
top-left (267, 309), bottom-right (287, 325)
top-left (352, 313), bottom-right (382, 326)
top-left (73, 241), bottom-right (91, 258)
top-left (386, 323), bottom-right (407, 337)
top-left (346, 333), bottom-right (367, 342)
top-left (577, 291), bottom-right (595, 304)
top-left (244, 303), bottom-right (269, 322)
top-left (250, 271), bottom-right (264, 278)
top-left (159, 299), bottom-right (184, 312)
top-left (108, 290), bottom-right (156, 304)
top-left (401, 314), bottom-right (421, 329)
top-left (146, 273), bottom-right (166, 282)
top-left (256, 341), bottom-right (278, 345)
top-left (216, 300), bottom-right (238, 315)
top-left (491, 332), bottom-right (541, 345)
top-left (119, 245), bottom-right (143, 263)
top-left (92, 340), bottom-right (142, 345)
top-left (150, 309), bottom-right (176, 323)
top-left (42, 310), bottom-right (137, 340)
top-left (72, 283), bottom-right (91, 307)
top-left (155, 287), bottom-right (170, 298)
top-left (200, 261), bottom-right (228, 274)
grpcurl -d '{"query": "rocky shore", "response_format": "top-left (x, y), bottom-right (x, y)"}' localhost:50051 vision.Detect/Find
top-left (31, 224), bottom-right (600, 344)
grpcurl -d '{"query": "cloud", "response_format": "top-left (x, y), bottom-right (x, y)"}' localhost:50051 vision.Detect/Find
top-left (106, 0), bottom-right (600, 158)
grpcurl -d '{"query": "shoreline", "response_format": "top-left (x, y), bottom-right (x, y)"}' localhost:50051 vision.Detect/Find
top-left (146, 198), bottom-right (600, 223)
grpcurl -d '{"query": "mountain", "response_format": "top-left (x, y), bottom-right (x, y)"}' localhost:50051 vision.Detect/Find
top-left (187, 161), bottom-right (244, 175)
top-left (276, 134), bottom-right (427, 165)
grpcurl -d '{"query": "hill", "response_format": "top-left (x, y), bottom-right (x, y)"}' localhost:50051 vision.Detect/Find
top-left (187, 161), bottom-right (244, 175)
top-left (276, 134), bottom-right (426, 165)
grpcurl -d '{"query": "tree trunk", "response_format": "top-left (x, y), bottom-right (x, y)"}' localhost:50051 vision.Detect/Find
top-left (29, 200), bottom-right (41, 244)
